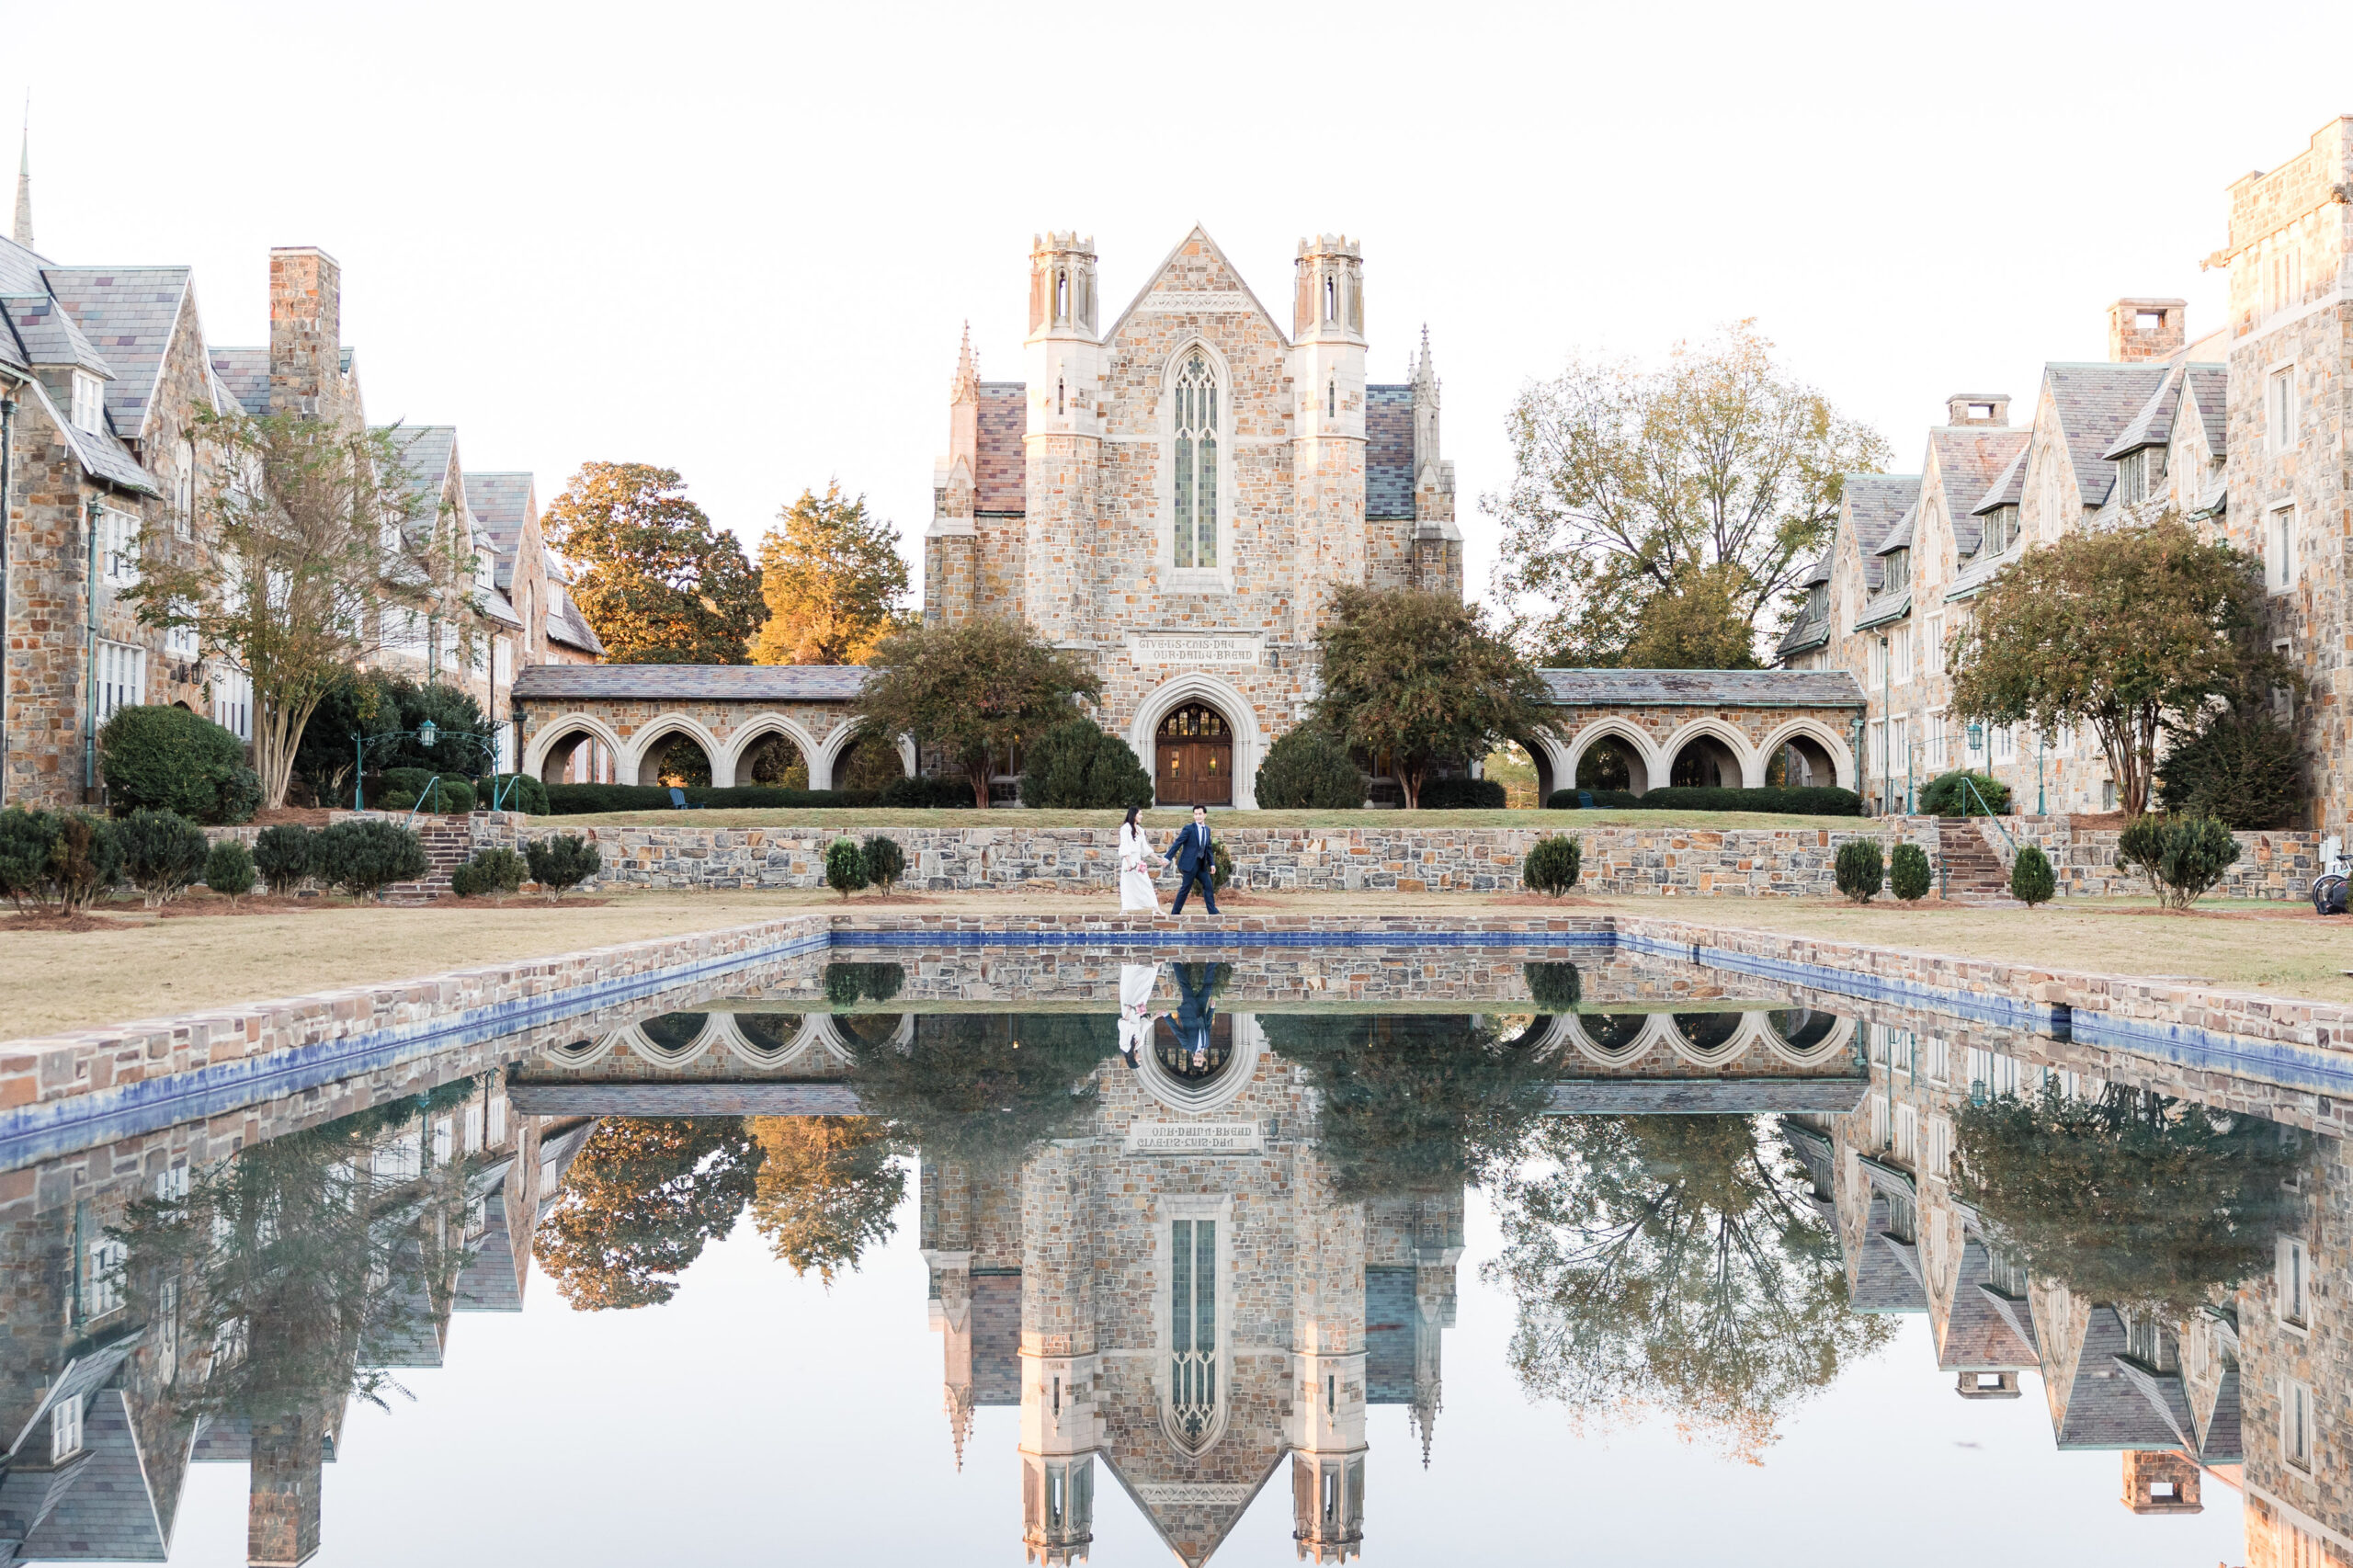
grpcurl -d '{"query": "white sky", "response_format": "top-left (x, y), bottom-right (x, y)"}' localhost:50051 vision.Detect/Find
top-left (14, 1), bottom-right (2353, 617)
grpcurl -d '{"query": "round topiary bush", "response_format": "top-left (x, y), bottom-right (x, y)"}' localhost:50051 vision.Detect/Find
top-left (1254, 726), bottom-right (1366, 810)
top-left (1525, 960), bottom-right (1583, 1010)
top-left (1835, 839), bottom-right (1884, 903)
top-left (0, 808), bottom-right (117, 912)
top-left (862, 835), bottom-right (907, 895)
top-left (450, 846), bottom-right (526, 900)
top-left (203, 839), bottom-right (256, 903)
top-left (99, 704), bottom-right (260, 824)
top-left (1522, 835), bottom-right (1583, 897)
top-left (252, 824), bottom-right (314, 895)
top-left (313, 819), bottom-right (429, 902)
top-left (1919, 769), bottom-right (2012, 816)
top-left (116, 809), bottom-right (212, 907)
top-left (524, 834), bottom-right (602, 899)
top-left (825, 837), bottom-right (870, 900)
top-left (1889, 841), bottom-right (1932, 902)
top-left (2010, 844), bottom-right (2055, 907)
top-left (1018, 718), bottom-right (1154, 809)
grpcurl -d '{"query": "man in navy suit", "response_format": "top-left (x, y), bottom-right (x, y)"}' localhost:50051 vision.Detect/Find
top-left (1168, 803), bottom-right (1221, 915)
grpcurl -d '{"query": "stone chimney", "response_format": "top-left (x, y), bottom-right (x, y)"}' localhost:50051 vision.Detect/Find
top-left (2108, 298), bottom-right (2187, 362)
top-left (268, 246), bottom-right (343, 418)
top-left (1944, 393), bottom-right (2011, 426)
top-left (2120, 1449), bottom-right (2202, 1515)
top-left (247, 1410), bottom-right (326, 1564)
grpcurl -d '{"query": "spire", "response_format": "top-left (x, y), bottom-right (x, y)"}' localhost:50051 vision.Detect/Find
top-left (1411, 324), bottom-right (1437, 390)
top-left (944, 1382), bottom-right (975, 1471)
top-left (950, 321), bottom-right (980, 403)
top-left (13, 99), bottom-right (32, 250)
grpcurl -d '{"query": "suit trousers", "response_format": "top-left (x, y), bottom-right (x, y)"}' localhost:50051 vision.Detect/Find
top-left (1170, 863), bottom-right (1220, 914)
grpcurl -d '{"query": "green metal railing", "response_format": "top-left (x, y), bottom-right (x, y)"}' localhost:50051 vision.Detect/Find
top-left (1956, 774), bottom-right (2018, 863)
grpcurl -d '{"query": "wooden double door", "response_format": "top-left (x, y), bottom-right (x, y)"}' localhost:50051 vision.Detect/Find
top-left (1154, 702), bottom-right (1233, 806)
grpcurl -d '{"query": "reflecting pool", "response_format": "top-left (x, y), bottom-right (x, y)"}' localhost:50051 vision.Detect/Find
top-left (0, 944), bottom-right (2336, 1565)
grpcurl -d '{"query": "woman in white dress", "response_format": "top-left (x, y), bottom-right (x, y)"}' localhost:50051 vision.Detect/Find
top-left (1117, 960), bottom-right (1161, 1067)
top-left (1119, 807), bottom-right (1164, 914)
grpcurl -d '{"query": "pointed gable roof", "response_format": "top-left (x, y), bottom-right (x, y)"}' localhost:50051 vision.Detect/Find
top-left (1969, 443), bottom-right (2029, 517)
top-left (1936, 1243), bottom-right (2040, 1369)
top-left (463, 472), bottom-right (537, 590)
top-left (1927, 426), bottom-right (2029, 556)
top-left (1840, 473), bottom-right (1919, 593)
top-left (1102, 1449), bottom-right (1289, 1568)
top-left (2043, 363), bottom-right (2172, 510)
top-left (2182, 365), bottom-right (2227, 455)
top-left (40, 267), bottom-right (196, 439)
top-left (1104, 223), bottom-right (1290, 347)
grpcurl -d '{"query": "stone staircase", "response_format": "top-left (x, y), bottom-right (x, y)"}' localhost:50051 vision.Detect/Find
top-left (1936, 817), bottom-right (2017, 904)
top-left (385, 818), bottom-right (477, 903)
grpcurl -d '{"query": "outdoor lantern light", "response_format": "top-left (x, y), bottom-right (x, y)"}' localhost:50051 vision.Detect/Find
top-left (418, 720), bottom-right (438, 749)
top-left (1970, 1079), bottom-right (1988, 1107)
top-left (1966, 721), bottom-right (1984, 752)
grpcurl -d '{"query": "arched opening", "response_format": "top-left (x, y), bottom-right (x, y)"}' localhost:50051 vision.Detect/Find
top-left (1667, 731), bottom-right (1744, 790)
top-left (1485, 741), bottom-right (1545, 808)
top-left (1768, 1007), bottom-right (1841, 1055)
top-left (738, 732), bottom-right (809, 790)
top-left (1766, 732), bottom-right (1840, 789)
top-left (638, 1012), bottom-right (710, 1059)
top-left (1673, 1011), bottom-right (1744, 1058)
top-left (637, 730), bottom-right (713, 788)
top-left (1154, 1010), bottom-right (1236, 1085)
top-left (539, 726), bottom-right (615, 786)
top-left (1574, 731), bottom-right (1651, 795)
top-left (1154, 701), bottom-right (1233, 807)
top-left (834, 733), bottom-right (910, 793)
top-left (733, 1012), bottom-right (809, 1058)
top-left (1576, 1014), bottom-right (1649, 1058)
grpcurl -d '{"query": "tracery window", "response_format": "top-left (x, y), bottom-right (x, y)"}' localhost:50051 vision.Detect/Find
top-left (1172, 353), bottom-right (1219, 569)
top-left (1169, 1217), bottom-right (1219, 1449)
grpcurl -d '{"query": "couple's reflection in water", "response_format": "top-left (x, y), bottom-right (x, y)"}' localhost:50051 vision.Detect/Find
top-left (0, 957), bottom-right (2339, 1564)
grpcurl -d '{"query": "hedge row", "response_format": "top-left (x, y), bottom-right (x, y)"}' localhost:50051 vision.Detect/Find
top-left (540, 783), bottom-right (883, 814)
top-left (1550, 785), bottom-right (1862, 816)
top-left (1418, 778), bottom-right (1507, 810)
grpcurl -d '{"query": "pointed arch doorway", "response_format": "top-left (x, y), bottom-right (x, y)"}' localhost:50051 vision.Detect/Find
top-left (1154, 702), bottom-right (1233, 807)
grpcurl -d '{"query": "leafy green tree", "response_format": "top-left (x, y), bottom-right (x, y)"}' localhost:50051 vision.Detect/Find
top-left (1019, 717), bottom-right (1154, 809)
top-left (1310, 586), bottom-right (1559, 809)
top-left (1486, 1115), bottom-right (1895, 1462)
top-left (748, 1116), bottom-right (905, 1283)
top-left (844, 1013), bottom-right (1108, 1172)
top-left (853, 618), bottom-right (1100, 808)
top-left (124, 415), bottom-right (450, 807)
top-left (99, 704), bottom-right (260, 824)
top-left (1950, 515), bottom-right (2290, 817)
top-left (533, 1118), bottom-right (763, 1310)
top-left (291, 670), bottom-right (400, 806)
top-left (1619, 563), bottom-right (1766, 669)
top-left (1955, 1085), bottom-right (2302, 1319)
top-left (753, 483), bottom-right (911, 665)
top-left (1487, 321), bottom-right (1891, 664)
top-left (1254, 725), bottom-right (1368, 809)
top-left (540, 462), bottom-right (765, 664)
top-left (2156, 693), bottom-right (2304, 828)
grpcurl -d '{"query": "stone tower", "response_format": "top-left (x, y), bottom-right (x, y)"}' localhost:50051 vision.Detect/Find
top-left (1023, 232), bottom-right (1102, 645)
top-left (1290, 234), bottom-right (1370, 635)
top-left (1408, 327), bottom-right (1461, 597)
top-left (926, 325), bottom-right (983, 629)
top-left (1019, 1140), bottom-right (1101, 1564)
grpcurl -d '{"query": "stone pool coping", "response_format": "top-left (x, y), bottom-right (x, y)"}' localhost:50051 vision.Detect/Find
top-left (7, 908), bottom-right (2353, 1169)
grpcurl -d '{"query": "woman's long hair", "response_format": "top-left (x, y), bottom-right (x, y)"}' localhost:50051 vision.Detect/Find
top-left (1122, 806), bottom-right (1142, 835)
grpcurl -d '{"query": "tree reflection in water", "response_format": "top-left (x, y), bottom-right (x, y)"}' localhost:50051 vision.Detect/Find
top-left (1486, 1115), bottom-right (1894, 1462)
top-left (842, 1013), bottom-right (1115, 1172)
top-left (749, 1117), bottom-right (904, 1284)
top-left (534, 1119), bottom-right (760, 1309)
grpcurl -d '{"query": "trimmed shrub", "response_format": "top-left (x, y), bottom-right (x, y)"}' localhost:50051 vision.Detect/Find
top-left (862, 835), bottom-right (907, 895)
top-left (1889, 841), bottom-right (1932, 902)
top-left (1620, 785), bottom-right (1865, 817)
top-left (203, 839), bottom-right (256, 903)
top-left (825, 838), bottom-right (869, 900)
top-left (1544, 788), bottom-right (1644, 810)
top-left (252, 824), bottom-right (315, 895)
top-left (1019, 717), bottom-right (1154, 810)
top-left (449, 846), bottom-right (526, 901)
top-left (2117, 814), bottom-right (2242, 911)
top-left (0, 809), bottom-right (118, 913)
top-left (117, 809), bottom-right (211, 907)
top-left (824, 961), bottom-right (904, 1009)
top-left (1525, 960), bottom-right (1583, 1011)
top-left (539, 782), bottom-right (881, 814)
top-left (1210, 839), bottom-right (1233, 892)
top-left (1420, 776), bottom-right (1508, 810)
top-left (524, 834), bottom-right (602, 898)
top-left (1835, 839), bottom-right (1883, 903)
top-left (1919, 769), bottom-right (2011, 816)
top-left (880, 775), bottom-right (973, 809)
top-left (475, 773), bottom-right (551, 815)
top-left (697, 785), bottom-right (878, 809)
top-left (2010, 844), bottom-right (2055, 907)
top-left (1522, 835), bottom-right (1584, 897)
top-left (380, 769), bottom-right (474, 813)
top-left (1254, 726), bottom-right (1366, 810)
top-left (2156, 704), bottom-right (2302, 829)
top-left (312, 820), bottom-right (429, 902)
top-left (99, 704), bottom-right (260, 824)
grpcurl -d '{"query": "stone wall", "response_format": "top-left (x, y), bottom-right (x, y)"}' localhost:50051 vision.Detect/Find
top-left (2002, 815), bottom-right (2325, 899)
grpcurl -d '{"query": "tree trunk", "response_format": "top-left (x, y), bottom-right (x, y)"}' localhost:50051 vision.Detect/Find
top-left (966, 758), bottom-right (992, 809)
top-left (1399, 765), bottom-right (1422, 810)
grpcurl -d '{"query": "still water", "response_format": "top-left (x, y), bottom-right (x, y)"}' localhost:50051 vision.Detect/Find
top-left (2, 944), bottom-right (2333, 1565)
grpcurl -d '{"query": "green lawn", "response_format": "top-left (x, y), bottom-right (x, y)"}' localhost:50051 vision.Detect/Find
top-left (534, 806), bottom-right (1869, 831)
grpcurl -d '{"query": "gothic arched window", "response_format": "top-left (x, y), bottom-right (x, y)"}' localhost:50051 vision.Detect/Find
top-left (1172, 353), bottom-right (1219, 569)
top-left (1169, 1216), bottom-right (1219, 1449)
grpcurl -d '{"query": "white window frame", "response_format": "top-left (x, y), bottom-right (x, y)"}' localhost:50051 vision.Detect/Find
top-left (1993, 723), bottom-right (2016, 764)
top-left (2282, 1377), bottom-right (2314, 1470)
top-left (487, 1095), bottom-right (507, 1145)
top-left (84, 1236), bottom-right (126, 1317)
top-left (1925, 1115), bottom-right (1952, 1179)
top-left (1926, 710), bottom-right (1947, 771)
top-left (2268, 365), bottom-right (2299, 450)
top-left (1890, 625), bottom-right (1911, 685)
top-left (210, 665), bottom-right (253, 743)
top-left (155, 1164), bottom-right (189, 1203)
top-left (96, 640), bottom-right (147, 722)
top-left (98, 507), bottom-right (141, 586)
top-left (1893, 1102), bottom-right (1919, 1163)
top-left (463, 1102), bottom-right (484, 1153)
top-left (2269, 505), bottom-right (2297, 593)
top-left (71, 370), bottom-right (107, 432)
top-left (432, 1116), bottom-right (455, 1165)
top-left (51, 1394), bottom-right (84, 1461)
top-left (2279, 1236), bottom-right (2310, 1329)
top-left (163, 620), bottom-right (199, 661)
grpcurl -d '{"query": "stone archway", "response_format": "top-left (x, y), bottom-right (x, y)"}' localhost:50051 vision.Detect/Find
top-left (1663, 721), bottom-right (1757, 790)
top-left (633, 722), bottom-right (718, 788)
top-left (1567, 723), bottom-right (1656, 796)
top-left (1758, 718), bottom-right (1854, 790)
top-left (1154, 701), bottom-right (1235, 807)
top-left (1131, 674), bottom-right (1262, 810)
top-left (529, 715), bottom-right (624, 785)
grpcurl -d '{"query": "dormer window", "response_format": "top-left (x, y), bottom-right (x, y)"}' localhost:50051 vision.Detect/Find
top-left (71, 370), bottom-right (107, 431)
top-left (1980, 506), bottom-right (2019, 555)
top-left (1881, 547), bottom-right (1909, 587)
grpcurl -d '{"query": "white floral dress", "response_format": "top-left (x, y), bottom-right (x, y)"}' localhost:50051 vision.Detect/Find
top-left (1120, 823), bottom-right (1162, 914)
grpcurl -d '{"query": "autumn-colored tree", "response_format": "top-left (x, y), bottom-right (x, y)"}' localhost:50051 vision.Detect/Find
top-left (540, 463), bottom-right (765, 664)
top-left (125, 415), bottom-right (452, 808)
top-left (852, 618), bottom-right (1100, 808)
top-left (1619, 563), bottom-right (1765, 670)
top-left (1309, 586), bottom-right (1559, 809)
top-left (532, 1118), bottom-right (761, 1309)
top-left (1949, 514), bottom-right (2290, 816)
top-left (1487, 320), bottom-right (1890, 663)
top-left (747, 1116), bottom-right (904, 1283)
top-left (752, 483), bottom-right (911, 665)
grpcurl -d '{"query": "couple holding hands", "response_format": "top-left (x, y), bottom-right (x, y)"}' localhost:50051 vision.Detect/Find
top-left (1117, 804), bottom-right (1222, 916)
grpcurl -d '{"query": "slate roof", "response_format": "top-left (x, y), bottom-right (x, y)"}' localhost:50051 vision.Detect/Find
top-left (2199, 1367), bottom-right (2243, 1462)
top-left (1875, 503), bottom-right (1916, 555)
top-left (1, 290), bottom-right (110, 376)
top-left (1854, 586), bottom-right (1912, 631)
top-left (2184, 366), bottom-right (2228, 454)
top-left (1537, 668), bottom-right (1866, 708)
top-left (1842, 474), bottom-right (1920, 594)
top-left (384, 425), bottom-right (458, 512)
top-left (514, 664), bottom-right (867, 702)
top-left (1928, 427), bottom-right (2029, 556)
top-left (1938, 1244), bottom-right (2040, 1369)
top-left (206, 347), bottom-right (270, 415)
top-left (41, 267), bottom-right (194, 438)
top-left (463, 472), bottom-right (535, 588)
top-left (18, 1390), bottom-right (167, 1561)
top-left (547, 590), bottom-right (606, 656)
top-left (2045, 364), bottom-right (2173, 511)
top-left (1365, 384), bottom-right (1415, 518)
top-left (1970, 444), bottom-right (2029, 517)
top-left (0, 232), bottom-right (51, 293)
top-left (975, 382), bottom-right (1027, 511)
top-left (2052, 1307), bottom-right (2183, 1449)
top-left (1849, 1195), bottom-right (1928, 1313)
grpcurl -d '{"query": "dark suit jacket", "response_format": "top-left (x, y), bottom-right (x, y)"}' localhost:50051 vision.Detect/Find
top-left (1170, 820), bottom-right (1214, 873)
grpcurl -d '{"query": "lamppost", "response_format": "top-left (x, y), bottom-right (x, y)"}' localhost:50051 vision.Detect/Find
top-left (354, 718), bottom-right (517, 812)
top-left (2036, 731), bottom-right (2047, 816)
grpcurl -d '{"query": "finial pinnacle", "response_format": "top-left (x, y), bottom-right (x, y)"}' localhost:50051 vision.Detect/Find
top-left (12, 95), bottom-right (32, 251)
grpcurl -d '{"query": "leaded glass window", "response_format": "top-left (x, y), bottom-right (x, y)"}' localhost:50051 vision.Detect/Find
top-left (1170, 1217), bottom-right (1218, 1448)
top-left (1173, 354), bottom-right (1219, 569)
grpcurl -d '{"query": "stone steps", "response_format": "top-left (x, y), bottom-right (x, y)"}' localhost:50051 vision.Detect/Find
top-left (1936, 817), bottom-right (2013, 902)
top-left (385, 819), bottom-right (476, 903)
